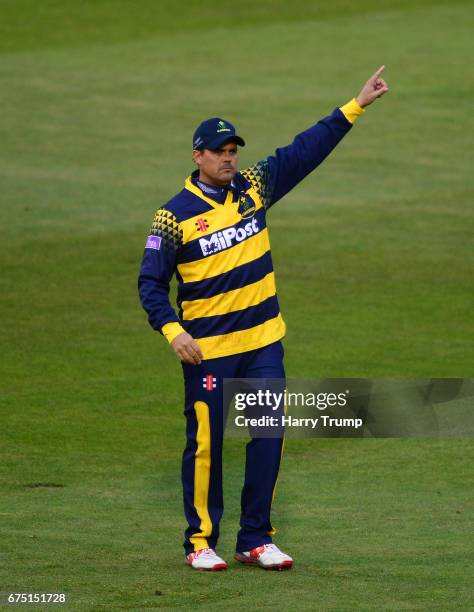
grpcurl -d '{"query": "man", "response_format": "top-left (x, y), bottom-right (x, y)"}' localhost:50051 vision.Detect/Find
top-left (138, 66), bottom-right (388, 571)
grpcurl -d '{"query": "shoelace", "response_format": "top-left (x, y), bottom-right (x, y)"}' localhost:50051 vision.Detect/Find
top-left (250, 543), bottom-right (281, 558)
top-left (262, 544), bottom-right (280, 553)
top-left (194, 548), bottom-right (217, 558)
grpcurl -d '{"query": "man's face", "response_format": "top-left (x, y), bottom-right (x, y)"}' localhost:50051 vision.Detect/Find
top-left (192, 142), bottom-right (239, 186)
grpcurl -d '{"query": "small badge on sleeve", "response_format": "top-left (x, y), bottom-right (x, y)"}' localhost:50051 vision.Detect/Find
top-left (145, 235), bottom-right (162, 250)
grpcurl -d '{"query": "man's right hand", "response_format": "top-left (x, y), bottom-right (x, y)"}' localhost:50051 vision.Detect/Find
top-left (355, 65), bottom-right (389, 108)
top-left (171, 332), bottom-right (203, 365)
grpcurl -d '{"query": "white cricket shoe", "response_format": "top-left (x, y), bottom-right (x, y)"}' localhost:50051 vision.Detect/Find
top-left (185, 548), bottom-right (228, 571)
top-left (234, 543), bottom-right (293, 570)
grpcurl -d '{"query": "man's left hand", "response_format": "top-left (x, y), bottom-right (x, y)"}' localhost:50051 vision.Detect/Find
top-left (356, 65), bottom-right (389, 108)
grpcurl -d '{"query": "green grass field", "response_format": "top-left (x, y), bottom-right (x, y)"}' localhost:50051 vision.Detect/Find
top-left (1, 1), bottom-right (473, 609)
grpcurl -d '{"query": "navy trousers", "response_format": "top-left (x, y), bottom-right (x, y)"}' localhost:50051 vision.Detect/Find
top-left (181, 340), bottom-right (285, 555)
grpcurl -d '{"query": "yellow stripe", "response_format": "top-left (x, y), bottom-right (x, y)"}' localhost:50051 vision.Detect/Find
top-left (189, 401), bottom-right (213, 552)
top-left (197, 313), bottom-right (286, 360)
top-left (182, 272), bottom-right (277, 320)
top-left (178, 228), bottom-right (270, 283)
top-left (180, 205), bottom-right (240, 243)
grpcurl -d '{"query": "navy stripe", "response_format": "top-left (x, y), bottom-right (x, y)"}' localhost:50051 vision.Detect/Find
top-left (183, 295), bottom-right (280, 339)
top-left (177, 250), bottom-right (274, 303)
top-left (178, 206), bottom-right (266, 265)
top-left (164, 189), bottom-right (214, 222)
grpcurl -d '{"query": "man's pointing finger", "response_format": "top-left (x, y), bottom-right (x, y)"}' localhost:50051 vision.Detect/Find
top-left (372, 65), bottom-right (385, 80)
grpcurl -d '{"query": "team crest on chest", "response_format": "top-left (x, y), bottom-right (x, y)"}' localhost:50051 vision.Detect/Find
top-left (238, 193), bottom-right (256, 219)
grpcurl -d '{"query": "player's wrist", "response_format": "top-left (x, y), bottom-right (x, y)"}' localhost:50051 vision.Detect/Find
top-left (162, 322), bottom-right (186, 344)
top-left (340, 98), bottom-right (366, 124)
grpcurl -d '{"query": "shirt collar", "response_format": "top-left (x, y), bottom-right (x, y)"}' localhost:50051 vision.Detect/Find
top-left (191, 170), bottom-right (237, 204)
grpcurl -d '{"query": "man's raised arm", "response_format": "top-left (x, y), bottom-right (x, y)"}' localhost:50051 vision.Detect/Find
top-left (241, 65), bottom-right (389, 208)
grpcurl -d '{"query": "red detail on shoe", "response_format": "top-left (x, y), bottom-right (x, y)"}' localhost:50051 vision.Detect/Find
top-left (234, 546), bottom-right (294, 570)
top-left (210, 563), bottom-right (227, 571)
top-left (264, 560), bottom-right (293, 571)
top-left (249, 545), bottom-right (266, 559)
top-left (186, 548), bottom-right (228, 571)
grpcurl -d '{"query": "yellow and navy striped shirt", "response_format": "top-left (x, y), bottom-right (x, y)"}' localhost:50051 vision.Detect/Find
top-left (138, 99), bottom-right (364, 359)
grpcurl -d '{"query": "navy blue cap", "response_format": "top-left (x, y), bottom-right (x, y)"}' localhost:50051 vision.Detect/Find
top-left (192, 118), bottom-right (245, 150)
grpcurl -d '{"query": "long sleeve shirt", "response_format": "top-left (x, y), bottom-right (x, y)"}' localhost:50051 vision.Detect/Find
top-left (138, 98), bottom-right (365, 359)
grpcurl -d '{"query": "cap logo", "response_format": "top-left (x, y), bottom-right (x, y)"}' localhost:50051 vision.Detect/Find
top-left (216, 120), bottom-right (231, 133)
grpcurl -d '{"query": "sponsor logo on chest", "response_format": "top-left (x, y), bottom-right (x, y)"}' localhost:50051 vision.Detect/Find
top-left (199, 217), bottom-right (260, 257)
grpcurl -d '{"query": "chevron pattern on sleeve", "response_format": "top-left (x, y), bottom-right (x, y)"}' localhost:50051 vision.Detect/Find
top-left (150, 208), bottom-right (183, 250)
top-left (241, 159), bottom-right (275, 209)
